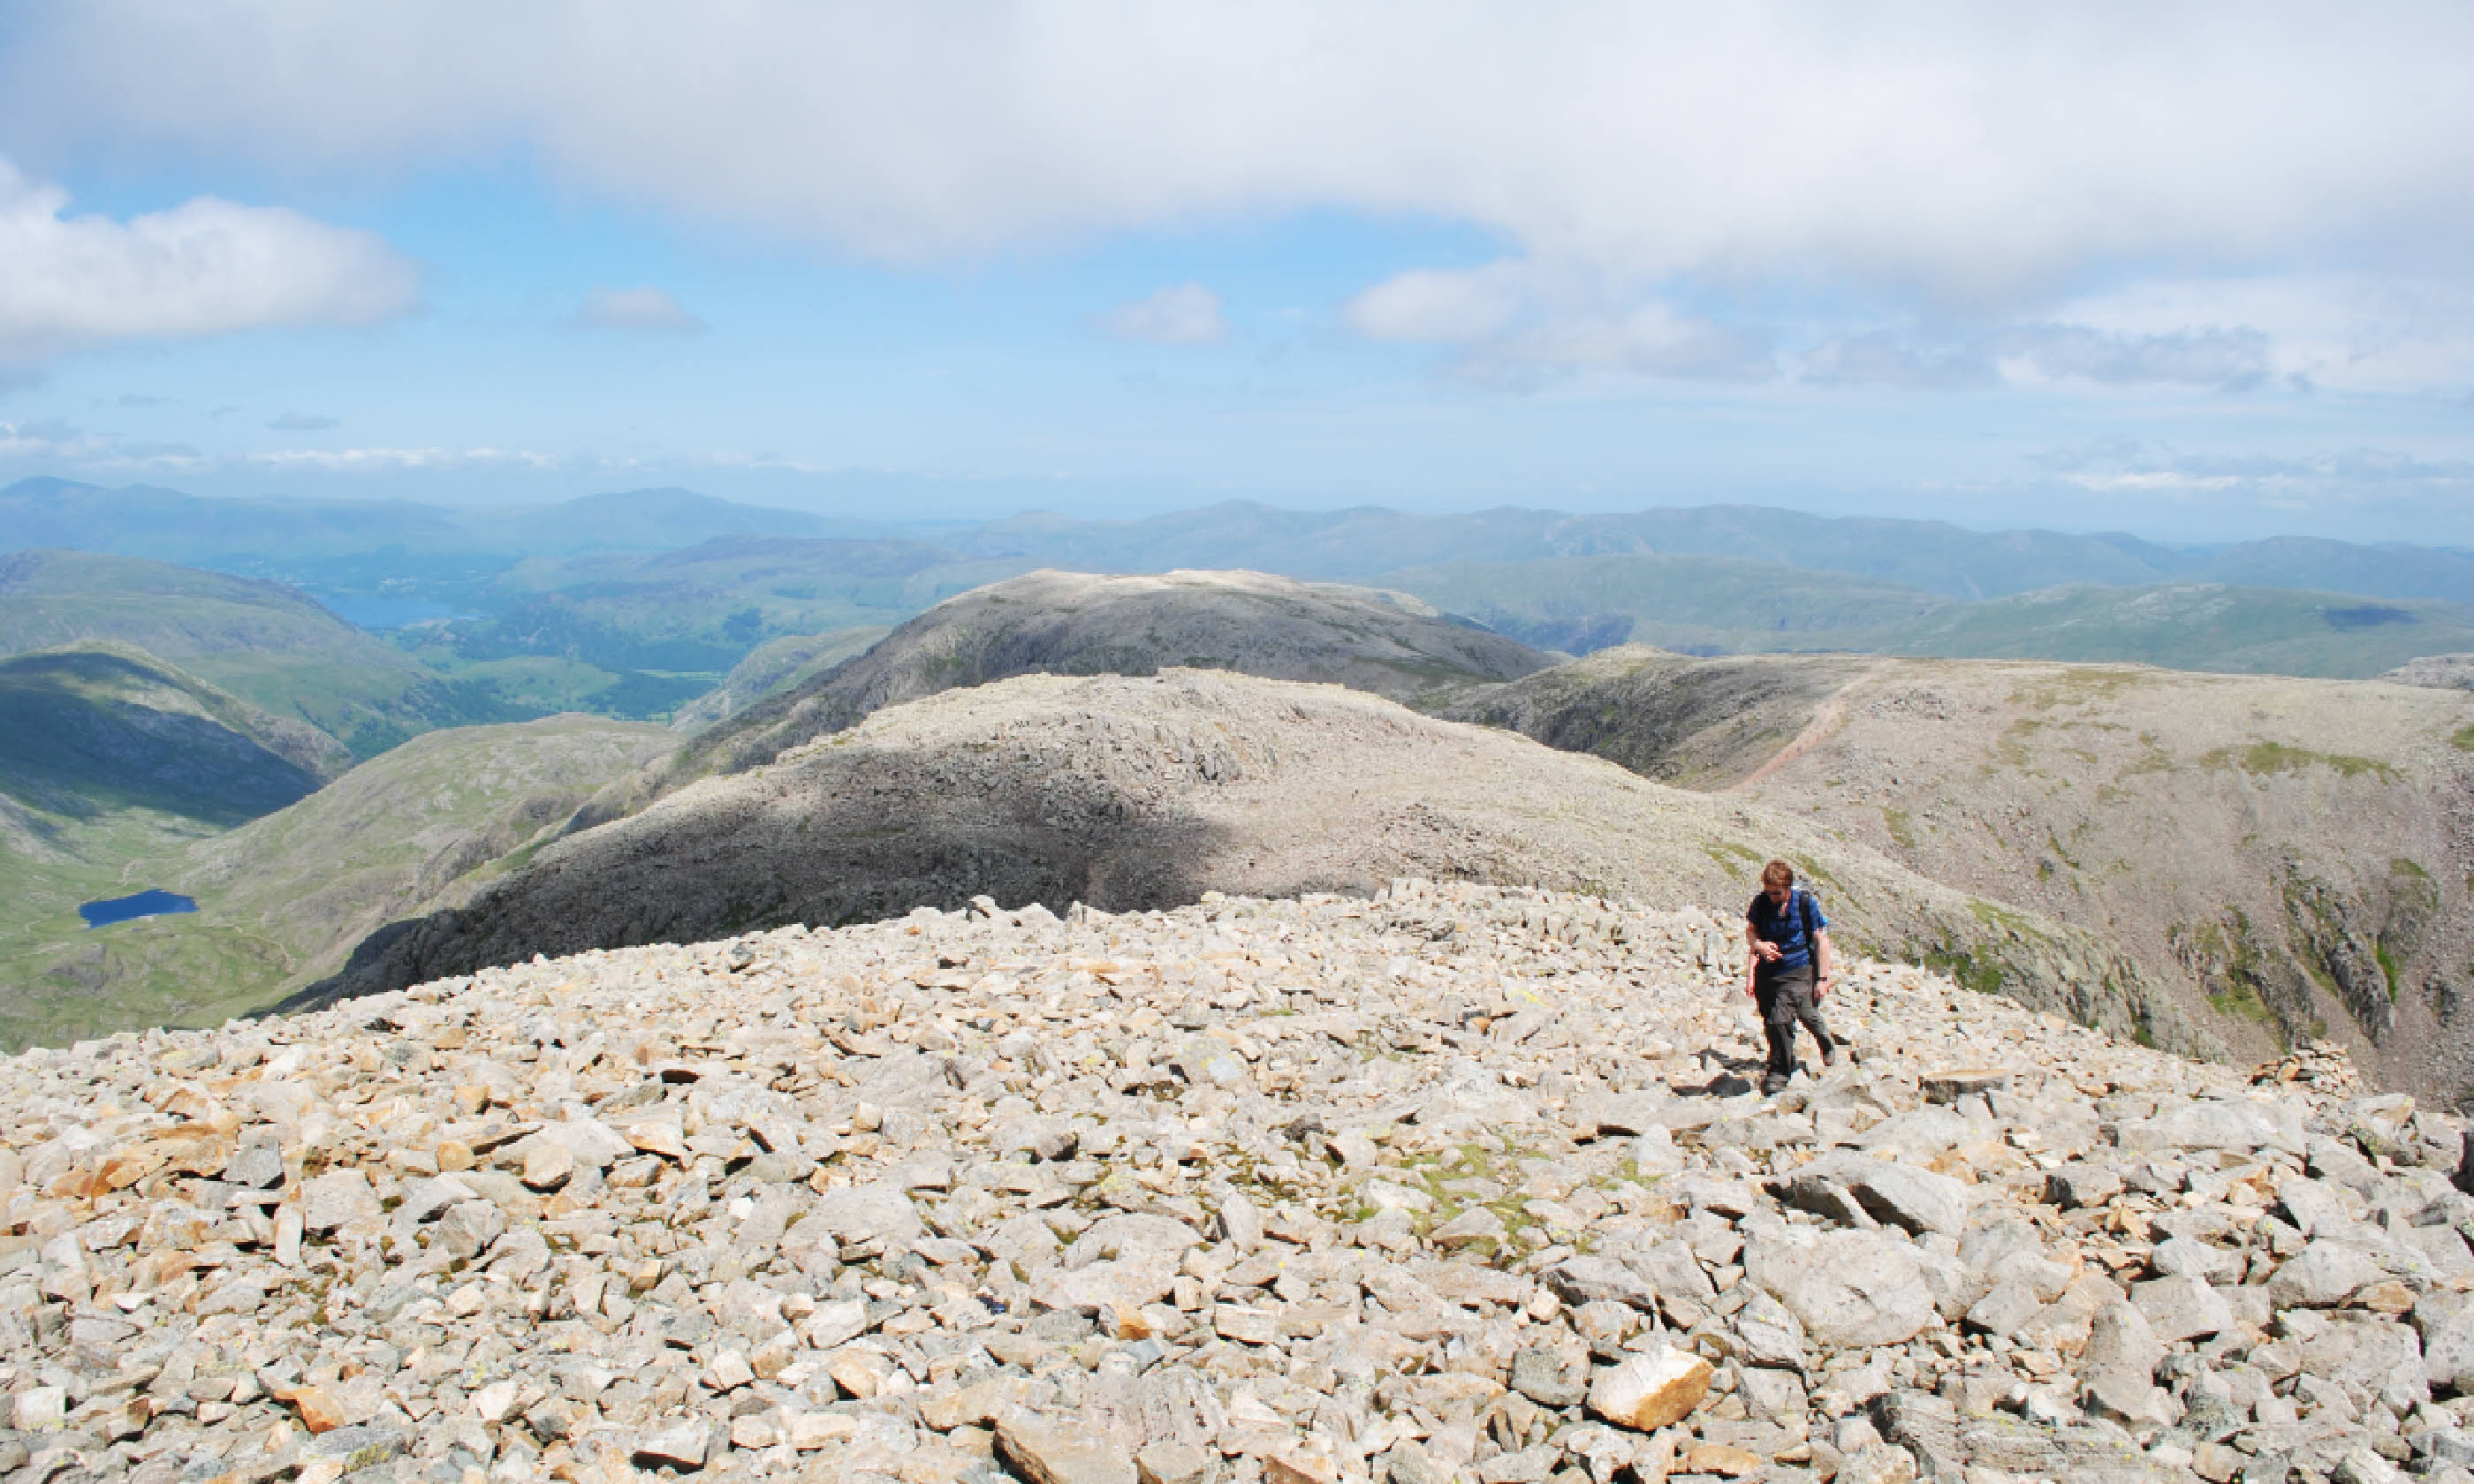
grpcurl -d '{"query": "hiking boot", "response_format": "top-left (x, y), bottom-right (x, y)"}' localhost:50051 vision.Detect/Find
top-left (1761, 1074), bottom-right (1789, 1096)
top-left (1818, 1040), bottom-right (1838, 1069)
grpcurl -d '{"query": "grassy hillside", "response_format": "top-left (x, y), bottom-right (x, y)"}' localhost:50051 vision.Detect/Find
top-left (173, 715), bottom-right (677, 986)
top-left (0, 804), bottom-right (296, 1053)
top-left (1383, 553), bottom-right (2474, 680)
top-left (2189, 535), bottom-right (2474, 606)
top-left (1382, 552), bottom-right (1949, 654)
top-left (0, 641), bottom-right (346, 1046)
top-left (395, 538), bottom-right (1031, 720)
top-left (1875, 582), bottom-right (2474, 678)
top-left (0, 549), bottom-right (514, 754)
top-left (668, 625), bottom-right (890, 731)
top-left (0, 715), bottom-right (673, 1050)
top-left (0, 642), bottom-right (349, 823)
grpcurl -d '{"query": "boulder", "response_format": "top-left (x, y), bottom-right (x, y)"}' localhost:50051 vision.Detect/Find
top-left (300, 1170), bottom-right (378, 1234)
top-left (1587, 1344), bottom-right (1713, 1431)
top-left (1745, 1230), bottom-right (1939, 1352)
top-left (2131, 1274), bottom-right (2232, 1343)
top-left (1544, 1257), bottom-right (1659, 1312)
top-left (2268, 1240), bottom-right (2387, 1308)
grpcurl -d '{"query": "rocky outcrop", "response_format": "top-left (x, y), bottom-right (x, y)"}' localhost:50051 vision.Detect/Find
top-left (292, 670), bottom-right (2209, 1056)
top-left (2381, 655), bottom-right (2474, 691)
top-left (1442, 646), bottom-right (1865, 790)
top-left (9, 881), bottom-right (2470, 1480)
top-left (1451, 647), bottom-right (2474, 1104)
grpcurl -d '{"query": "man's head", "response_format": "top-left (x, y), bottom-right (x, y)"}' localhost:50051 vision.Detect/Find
top-left (1762, 859), bottom-right (1795, 900)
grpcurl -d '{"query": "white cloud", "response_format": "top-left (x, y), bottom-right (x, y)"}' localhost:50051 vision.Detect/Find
top-left (0, 154), bottom-right (417, 365)
top-left (1801, 333), bottom-right (1999, 391)
top-left (1344, 266), bottom-right (1528, 344)
top-left (1992, 325), bottom-right (2273, 390)
top-left (1345, 261), bottom-right (1770, 386)
top-left (245, 445), bottom-right (560, 472)
top-left (2022, 441), bottom-right (2474, 518)
top-left (573, 285), bottom-right (704, 334)
top-left (7, 4), bottom-right (2470, 309)
top-left (1803, 324), bottom-right (2275, 391)
top-left (1097, 284), bottom-right (1226, 344)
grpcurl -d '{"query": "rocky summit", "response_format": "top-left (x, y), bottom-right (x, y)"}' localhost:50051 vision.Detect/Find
top-left (4, 880), bottom-right (2474, 1484)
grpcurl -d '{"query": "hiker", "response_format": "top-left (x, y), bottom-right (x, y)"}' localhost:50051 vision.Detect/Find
top-left (1744, 859), bottom-right (1837, 1094)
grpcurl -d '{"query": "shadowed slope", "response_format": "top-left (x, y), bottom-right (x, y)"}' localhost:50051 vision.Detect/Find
top-left (581, 568), bottom-right (1557, 827)
top-left (0, 642), bottom-right (347, 825)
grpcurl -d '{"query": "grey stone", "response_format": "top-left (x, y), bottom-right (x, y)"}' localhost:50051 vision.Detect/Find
top-left (1138, 1441), bottom-right (1213, 1484)
top-left (1745, 1229), bottom-right (1938, 1352)
top-left (1587, 1093), bottom-right (1671, 1138)
top-left (1848, 1162), bottom-right (1972, 1237)
top-left (1381, 1440), bottom-right (1446, 1484)
top-left (1738, 1365), bottom-right (1809, 1422)
top-left (633, 1420), bottom-right (712, 1470)
top-left (2333, 1446), bottom-right (2405, 1484)
top-left (2044, 1166), bottom-right (2124, 1209)
top-left (1000, 1410), bottom-right (1138, 1484)
top-left (2268, 1240), bottom-right (2387, 1308)
top-left (2116, 1102), bottom-right (2303, 1158)
top-left (300, 1169), bottom-right (379, 1233)
top-left (300, 1426), bottom-right (410, 1472)
top-left (2084, 1301), bottom-right (2165, 1389)
top-left (2422, 1302), bottom-right (2474, 1393)
top-left (434, 1199), bottom-right (506, 1259)
top-left (2151, 1235), bottom-right (2239, 1282)
top-left (541, 1117), bottom-right (634, 1169)
top-left (396, 1173), bottom-right (480, 1224)
top-left (1963, 1281), bottom-right (2044, 1339)
top-left (1510, 1345), bottom-right (1587, 1409)
top-left (224, 1143), bottom-right (284, 1190)
top-left (1544, 1257), bottom-right (1659, 1312)
top-left (801, 1182), bottom-right (923, 1249)
top-left (1216, 1193), bottom-right (1264, 1251)
top-left (2133, 1274), bottom-right (2233, 1343)
top-left (2296, 1316), bottom-right (2427, 1402)
top-left (1779, 1173), bottom-right (1877, 1230)
top-left (1729, 1289), bottom-right (1810, 1371)
top-left (2273, 1177), bottom-right (2354, 1238)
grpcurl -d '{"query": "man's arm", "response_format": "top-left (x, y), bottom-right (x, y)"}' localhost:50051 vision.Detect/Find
top-left (1813, 929), bottom-right (1835, 996)
top-left (1744, 919), bottom-right (1782, 960)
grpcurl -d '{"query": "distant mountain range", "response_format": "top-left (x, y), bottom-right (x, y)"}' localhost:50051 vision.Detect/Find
top-left (15, 476), bottom-right (2474, 609)
top-left (947, 500), bottom-right (2474, 604)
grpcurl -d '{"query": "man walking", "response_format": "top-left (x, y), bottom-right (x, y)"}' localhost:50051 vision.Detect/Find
top-left (1744, 859), bottom-right (1836, 1094)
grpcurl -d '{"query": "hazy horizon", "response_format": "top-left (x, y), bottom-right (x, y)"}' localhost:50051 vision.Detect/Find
top-left (4, 6), bottom-right (2472, 543)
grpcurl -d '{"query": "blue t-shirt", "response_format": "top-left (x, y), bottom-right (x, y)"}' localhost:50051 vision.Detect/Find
top-left (1748, 888), bottom-right (1826, 972)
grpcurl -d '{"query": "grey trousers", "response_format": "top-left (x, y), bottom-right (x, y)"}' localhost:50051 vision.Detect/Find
top-left (1756, 962), bottom-right (1833, 1079)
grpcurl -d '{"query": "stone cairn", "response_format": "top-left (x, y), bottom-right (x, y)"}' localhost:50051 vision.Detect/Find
top-left (2, 880), bottom-right (2471, 1484)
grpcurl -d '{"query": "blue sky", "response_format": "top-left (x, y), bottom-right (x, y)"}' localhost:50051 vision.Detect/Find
top-left (3, 4), bottom-right (2473, 540)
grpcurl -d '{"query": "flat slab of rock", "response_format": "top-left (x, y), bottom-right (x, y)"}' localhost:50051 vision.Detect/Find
top-left (1746, 1229), bottom-right (1939, 1351)
top-left (1000, 1410), bottom-right (1139, 1484)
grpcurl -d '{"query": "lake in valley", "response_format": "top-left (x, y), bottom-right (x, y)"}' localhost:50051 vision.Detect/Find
top-left (80, 890), bottom-right (198, 928)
